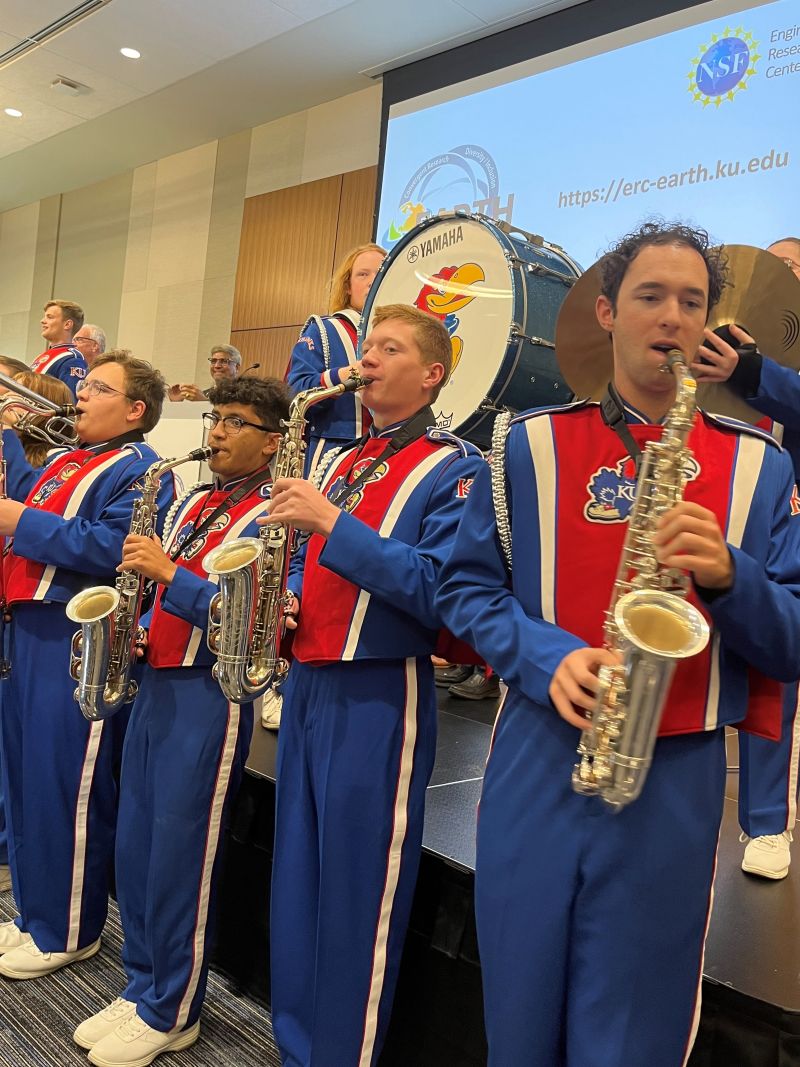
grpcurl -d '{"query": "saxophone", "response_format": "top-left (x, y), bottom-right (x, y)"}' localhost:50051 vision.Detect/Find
top-left (572, 351), bottom-right (710, 809)
top-left (203, 372), bottom-right (369, 703)
top-left (66, 446), bottom-right (212, 721)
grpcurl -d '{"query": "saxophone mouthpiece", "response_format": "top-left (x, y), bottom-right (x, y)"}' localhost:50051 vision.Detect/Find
top-left (345, 370), bottom-right (372, 391)
top-left (189, 446), bottom-right (213, 462)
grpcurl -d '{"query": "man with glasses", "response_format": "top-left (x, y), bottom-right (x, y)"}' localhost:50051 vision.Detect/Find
top-left (32, 299), bottom-right (87, 398)
top-left (168, 344), bottom-right (242, 403)
top-left (73, 324), bottom-right (107, 369)
top-left (74, 377), bottom-right (289, 1067)
top-left (0, 351), bottom-right (173, 981)
top-left (692, 234), bottom-right (800, 880)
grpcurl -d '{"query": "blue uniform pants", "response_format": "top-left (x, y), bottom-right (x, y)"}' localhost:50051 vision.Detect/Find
top-left (476, 690), bottom-right (727, 1067)
top-left (271, 657), bottom-right (437, 1067)
top-left (0, 602), bottom-right (123, 951)
top-left (738, 684), bottom-right (800, 837)
top-left (115, 666), bottom-right (253, 1033)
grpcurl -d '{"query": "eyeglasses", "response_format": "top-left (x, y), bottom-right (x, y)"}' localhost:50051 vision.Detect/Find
top-left (75, 336), bottom-right (99, 346)
top-left (208, 357), bottom-right (236, 366)
top-left (202, 412), bottom-right (275, 435)
top-left (76, 379), bottom-right (132, 400)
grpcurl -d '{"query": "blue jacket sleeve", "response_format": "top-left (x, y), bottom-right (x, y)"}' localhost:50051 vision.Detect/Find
top-left (436, 455), bottom-right (586, 706)
top-left (698, 448), bottom-right (800, 681)
top-left (746, 356), bottom-right (800, 429)
top-left (159, 566), bottom-right (215, 631)
top-left (287, 319), bottom-right (338, 400)
top-left (50, 355), bottom-right (87, 399)
top-left (1, 429), bottom-right (50, 501)
top-left (12, 454), bottom-right (166, 578)
top-left (318, 451), bottom-right (485, 625)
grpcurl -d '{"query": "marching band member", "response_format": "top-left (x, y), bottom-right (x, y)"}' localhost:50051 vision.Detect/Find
top-left (31, 299), bottom-right (88, 398)
top-left (437, 223), bottom-right (800, 1067)
top-left (76, 377), bottom-right (289, 1067)
top-left (692, 242), bottom-right (800, 879)
top-left (267, 304), bottom-right (483, 1066)
top-left (286, 243), bottom-right (385, 475)
top-left (0, 351), bottom-right (171, 980)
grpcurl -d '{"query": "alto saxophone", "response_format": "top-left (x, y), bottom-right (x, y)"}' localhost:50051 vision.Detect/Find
top-left (66, 446), bottom-right (212, 721)
top-left (203, 372), bottom-right (369, 703)
top-left (572, 351), bottom-right (710, 809)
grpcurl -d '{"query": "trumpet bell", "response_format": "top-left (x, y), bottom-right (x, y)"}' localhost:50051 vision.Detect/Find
top-left (66, 586), bottom-right (120, 624)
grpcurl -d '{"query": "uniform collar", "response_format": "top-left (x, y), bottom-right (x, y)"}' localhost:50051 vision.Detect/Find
top-left (214, 462), bottom-right (271, 492)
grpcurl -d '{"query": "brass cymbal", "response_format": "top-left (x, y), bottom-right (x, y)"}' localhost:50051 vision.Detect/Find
top-left (554, 244), bottom-right (800, 423)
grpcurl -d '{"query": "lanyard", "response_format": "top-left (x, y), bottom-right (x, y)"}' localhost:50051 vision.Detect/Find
top-left (328, 406), bottom-right (434, 509)
top-left (169, 465), bottom-right (270, 562)
top-left (600, 384), bottom-right (645, 477)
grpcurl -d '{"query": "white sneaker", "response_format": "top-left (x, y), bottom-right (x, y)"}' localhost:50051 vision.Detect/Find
top-left (88, 1015), bottom-right (200, 1067)
top-left (261, 687), bottom-right (282, 730)
top-left (741, 830), bottom-right (793, 879)
top-left (0, 919), bottom-right (31, 955)
top-left (0, 865), bottom-right (11, 892)
top-left (0, 936), bottom-right (101, 978)
top-left (74, 999), bottom-right (137, 1050)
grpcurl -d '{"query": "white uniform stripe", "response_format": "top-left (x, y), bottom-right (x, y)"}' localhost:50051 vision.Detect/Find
top-left (173, 700), bottom-right (240, 1031)
top-left (342, 448), bottom-right (451, 660)
top-left (704, 435), bottom-right (765, 731)
top-left (358, 658), bottom-right (419, 1067)
top-left (681, 841), bottom-right (720, 1066)
top-left (328, 314), bottom-right (364, 436)
top-left (525, 418), bottom-right (557, 624)
top-left (785, 685), bottom-right (800, 828)
top-left (66, 721), bottom-right (105, 951)
top-left (33, 451), bottom-right (133, 601)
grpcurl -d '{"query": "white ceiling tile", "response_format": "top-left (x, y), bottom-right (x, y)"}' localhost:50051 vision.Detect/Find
top-left (0, 0), bottom-right (82, 40)
top-left (0, 126), bottom-right (37, 161)
top-left (274, 0), bottom-right (358, 17)
top-left (0, 47), bottom-right (143, 118)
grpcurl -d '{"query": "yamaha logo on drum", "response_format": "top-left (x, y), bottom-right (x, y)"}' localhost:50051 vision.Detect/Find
top-left (407, 225), bottom-right (465, 262)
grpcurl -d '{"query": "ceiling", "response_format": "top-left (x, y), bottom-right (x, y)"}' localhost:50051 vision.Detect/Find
top-left (0, 0), bottom-right (583, 213)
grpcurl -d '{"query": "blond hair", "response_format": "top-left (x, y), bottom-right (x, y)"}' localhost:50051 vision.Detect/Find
top-left (329, 243), bottom-right (386, 313)
top-left (13, 371), bottom-right (74, 466)
top-left (371, 304), bottom-right (452, 401)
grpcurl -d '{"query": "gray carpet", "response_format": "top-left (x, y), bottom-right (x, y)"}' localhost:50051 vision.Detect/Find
top-left (0, 892), bottom-right (281, 1066)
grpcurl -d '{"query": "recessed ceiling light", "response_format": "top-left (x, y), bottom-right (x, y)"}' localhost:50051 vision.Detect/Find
top-left (4, 108), bottom-right (23, 118)
top-left (120, 47), bottom-right (141, 60)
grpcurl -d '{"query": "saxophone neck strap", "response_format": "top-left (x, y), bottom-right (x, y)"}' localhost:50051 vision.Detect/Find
top-left (600, 384), bottom-right (644, 477)
top-left (168, 465), bottom-right (270, 562)
top-left (328, 406), bottom-right (434, 508)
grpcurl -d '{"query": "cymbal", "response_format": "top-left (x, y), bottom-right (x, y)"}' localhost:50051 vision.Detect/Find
top-left (554, 244), bottom-right (800, 423)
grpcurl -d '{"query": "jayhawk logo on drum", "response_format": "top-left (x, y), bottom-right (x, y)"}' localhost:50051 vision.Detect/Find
top-left (585, 455), bottom-right (700, 523)
top-left (328, 460), bottom-right (390, 514)
top-left (173, 513), bottom-right (230, 560)
top-left (31, 462), bottom-right (82, 506)
top-left (413, 262), bottom-right (485, 373)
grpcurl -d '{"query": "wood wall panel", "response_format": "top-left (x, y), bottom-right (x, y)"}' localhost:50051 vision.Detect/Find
top-left (232, 175), bottom-right (342, 331)
top-left (232, 325), bottom-right (304, 381)
top-left (334, 165), bottom-right (379, 263)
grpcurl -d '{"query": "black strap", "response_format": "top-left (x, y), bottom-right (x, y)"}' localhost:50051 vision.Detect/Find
top-left (329, 406), bottom-right (435, 509)
top-left (169, 464), bottom-right (271, 562)
top-left (600, 384), bottom-right (645, 476)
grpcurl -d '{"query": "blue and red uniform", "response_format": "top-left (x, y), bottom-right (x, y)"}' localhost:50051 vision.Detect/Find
top-left (436, 399), bottom-right (800, 1067)
top-left (30, 343), bottom-right (87, 398)
top-left (271, 424), bottom-right (483, 1067)
top-left (727, 353), bottom-right (800, 836)
top-left (114, 473), bottom-right (270, 1033)
top-left (286, 311), bottom-right (371, 475)
top-left (0, 429), bottom-right (174, 954)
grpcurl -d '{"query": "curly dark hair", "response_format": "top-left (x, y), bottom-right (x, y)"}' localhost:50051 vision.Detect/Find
top-left (207, 376), bottom-right (291, 431)
top-left (598, 220), bottom-right (728, 317)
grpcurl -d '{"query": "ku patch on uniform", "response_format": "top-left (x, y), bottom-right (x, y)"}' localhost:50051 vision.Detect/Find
top-left (456, 477), bottom-right (473, 498)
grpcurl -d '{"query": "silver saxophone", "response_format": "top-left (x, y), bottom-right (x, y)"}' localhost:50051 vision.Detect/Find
top-left (572, 350), bottom-right (710, 810)
top-left (203, 372), bottom-right (369, 703)
top-left (66, 446), bottom-right (212, 721)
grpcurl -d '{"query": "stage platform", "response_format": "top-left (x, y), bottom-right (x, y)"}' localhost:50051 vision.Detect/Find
top-left (215, 692), bottom-right (800, 1066)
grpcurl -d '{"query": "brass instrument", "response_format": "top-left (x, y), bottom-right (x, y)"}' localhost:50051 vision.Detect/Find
top-left (203, 372), bottom-right (369, 703)
top-left (572, 351), bottom-right (710, 809)
top-left (66, 446), bottom-right (212, 721)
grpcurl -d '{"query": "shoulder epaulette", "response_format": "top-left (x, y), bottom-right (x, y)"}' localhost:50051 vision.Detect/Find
top-left (508, 398), bottom-right (593, 428)
top-left (426, 427), bottom-right (483, 458)
top-left (701, 410), bottom-right (783, 450)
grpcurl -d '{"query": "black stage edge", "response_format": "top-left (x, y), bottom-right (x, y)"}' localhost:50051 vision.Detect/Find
top-left (213, 698), bottom-right (800, 1067)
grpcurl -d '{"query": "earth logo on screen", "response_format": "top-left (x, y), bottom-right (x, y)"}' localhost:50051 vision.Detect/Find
top-left (382, 144), bottom-right (512, 245)
top-left (688, 27), bottom-right (760, 106)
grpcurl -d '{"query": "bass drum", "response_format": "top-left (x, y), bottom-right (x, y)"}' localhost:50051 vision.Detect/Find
top-left (360, 212), bottom-right (582, 448)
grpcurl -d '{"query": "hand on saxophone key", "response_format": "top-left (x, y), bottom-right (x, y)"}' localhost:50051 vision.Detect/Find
top-left (284, 595), bottom-right (300, 631)
top-left (653, 501), bottom-right (734, 590)
top-left (119, 533), bottom-right (178, 587)
top-left (337, 361), bottom-right (368, 385)
top-left (260, 478), bottom-right (341, 537)
top-left (550, 647), bottom-right (623, 731)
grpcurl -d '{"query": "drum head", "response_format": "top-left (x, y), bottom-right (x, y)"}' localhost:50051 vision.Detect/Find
top-left (362, 215), bottom-right (517, 436)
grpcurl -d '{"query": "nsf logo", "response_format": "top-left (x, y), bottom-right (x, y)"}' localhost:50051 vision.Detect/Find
top-left (687, 27), bottom-right (760, 106)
